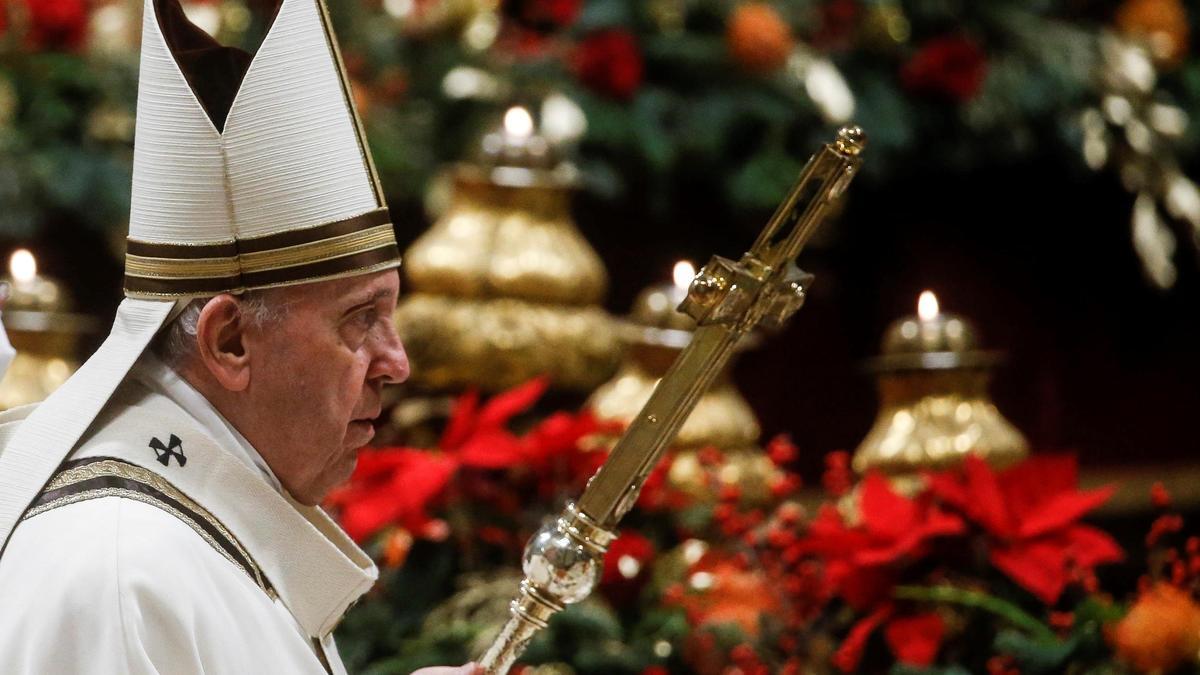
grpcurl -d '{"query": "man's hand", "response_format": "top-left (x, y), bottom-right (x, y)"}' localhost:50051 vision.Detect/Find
top-left (411, 664), bottom-right (484, 675)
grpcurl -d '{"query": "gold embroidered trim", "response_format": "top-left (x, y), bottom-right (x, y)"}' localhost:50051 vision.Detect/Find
top-left (28, 459), bottom-right (270, 595)
top-left (25, 488), bottom-right (252, 582)
top-left (238, 225), bottom-right (397, 273)
top-left (124, 254), bottom-right (242, 279)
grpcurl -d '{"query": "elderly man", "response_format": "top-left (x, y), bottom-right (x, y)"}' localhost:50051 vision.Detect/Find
top-left (0, 0), bottom-right (478, 673)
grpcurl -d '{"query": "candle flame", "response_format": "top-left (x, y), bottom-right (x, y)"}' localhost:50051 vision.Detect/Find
top-left (503, 106), bottom-right (534, 138)
top-left (9, 249), bottom-right (36, 284)
top-left (673, 260), bottom-right (696, 292)
top-left (917, 290), bottom-right (939, 320)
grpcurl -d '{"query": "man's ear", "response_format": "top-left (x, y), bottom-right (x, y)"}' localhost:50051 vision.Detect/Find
top-left (194, 295), bottom-right (251, 392)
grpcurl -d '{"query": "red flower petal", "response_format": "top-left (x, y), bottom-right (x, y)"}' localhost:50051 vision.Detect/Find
top-left (860, 472), bottom-right (918, 541)
top-left (439, 390), bottom-right (480, 450)
top-left (833, 603), bottom-right (894, 672)
top-left (477, 376), bottom-right (550, 428)
top-left (522, 411), bottom-right (597, 466)
top-left (884, 612), bottom-right (945, 666)
top-left (991, 538), bottom-right (1069, 604)
top-left (962, 455), bottom-right (1015, 537)
top-left (457, 428), bottom-right (527, 469)
top-left (1060, 524), bottom-right (1124, 567)
top-left (799, 505), bottom-right (871, 558)
top-left (1017, 484), bottom-right (1116, 539)
top-left (1001, 455), bottom-right (1079, 508)
top-left (336, 450), bottom-right (458, 542)
top-left (571, 30), bottom-right (644, 100)
top-left (855, 507), bottom-right (964, 566)
top-left (838, 564), bottom-right (897, 612)
top-left (926, 469), bottom-right (972, 512)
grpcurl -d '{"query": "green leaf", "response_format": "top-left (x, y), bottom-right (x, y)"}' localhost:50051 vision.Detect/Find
top-left (579, 93), bottom-right (636, 150)
top-left (994, 630), bottom-right (1078, 674)
top-left (676, 94), bottom-right (740, 159)
top-left (728, 148), bottom-right (805, 212)
top-left (630, 89), bottom-right (677, 172)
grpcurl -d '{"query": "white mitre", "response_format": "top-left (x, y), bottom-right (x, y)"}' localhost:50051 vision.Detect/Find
top-left (0, 0), bottom-right (400, 554)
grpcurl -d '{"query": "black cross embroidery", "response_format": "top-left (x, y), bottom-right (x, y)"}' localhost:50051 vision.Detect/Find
top-left (149, 434), bottom-right (187, 467)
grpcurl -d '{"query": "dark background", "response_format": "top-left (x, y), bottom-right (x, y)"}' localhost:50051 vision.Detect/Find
top-left (581, 157), bottom-right (1200, 480)
top-left (14, 155), bottom-right (1200, 481)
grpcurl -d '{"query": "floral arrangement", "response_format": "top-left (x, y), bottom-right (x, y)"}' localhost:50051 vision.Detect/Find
top-left (327, 380), bottom-right (1200, 674)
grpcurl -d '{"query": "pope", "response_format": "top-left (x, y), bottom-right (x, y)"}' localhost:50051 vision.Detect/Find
top-left (0, 0), bottom-right (478, 672)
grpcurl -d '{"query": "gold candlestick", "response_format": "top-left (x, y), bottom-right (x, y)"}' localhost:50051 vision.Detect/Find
top-left (852, 290), bottom-right (1028, 475)
top-left (0, 249), bottom-right (100, 409)
top-left (394, 105), bottom-right (620, 393)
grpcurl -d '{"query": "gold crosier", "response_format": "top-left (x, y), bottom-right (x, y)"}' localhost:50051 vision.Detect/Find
top-left (478, 126), bottom-right (867, 673)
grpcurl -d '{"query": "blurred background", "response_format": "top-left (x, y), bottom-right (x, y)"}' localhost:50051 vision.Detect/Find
top-left (3, 0), bottom-right (1198, 477)
top-left (4, 0), bottom-right (1200, 672)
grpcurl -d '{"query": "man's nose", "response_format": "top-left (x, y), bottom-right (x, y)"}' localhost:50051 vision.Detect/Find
top-left (370, 320), bottom-right (410, 384)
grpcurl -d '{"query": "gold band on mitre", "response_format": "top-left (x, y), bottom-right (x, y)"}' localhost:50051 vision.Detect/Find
top-left (123, 208), bottom-right (401, 298)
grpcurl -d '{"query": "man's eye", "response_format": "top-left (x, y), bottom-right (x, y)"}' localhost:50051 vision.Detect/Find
top-left (359, 309), bottom-right (378, 328)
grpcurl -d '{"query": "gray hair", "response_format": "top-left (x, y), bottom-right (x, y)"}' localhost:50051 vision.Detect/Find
top-left (152, 290), bottom-right (288, 367)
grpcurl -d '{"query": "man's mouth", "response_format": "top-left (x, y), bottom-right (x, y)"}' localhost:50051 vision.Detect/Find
top-left (354, 405), bottom-right (382, 424)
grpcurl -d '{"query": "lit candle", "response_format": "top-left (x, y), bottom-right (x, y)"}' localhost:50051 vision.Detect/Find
top-left (4, 249), bottom-right (63, 312)
top-left (877, 289), bottom-right (985, 370)
top-left (478, 104), bottom-right (555, 182)
top-left (917, 289), bottom-right (938, 321)
top-left (503, 106), bottom-right (534, 140)
top-left (672, 260), bottom-right (696, 299)
top-left (9, 249), bottom-right (37, 292)
top-left (628, 260), bottom-right (699, 334)
top-left (914, 289), bottom-right (955, 351)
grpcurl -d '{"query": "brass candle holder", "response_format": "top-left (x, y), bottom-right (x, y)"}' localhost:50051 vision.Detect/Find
top-left (852, 291), bottom-right (1028, 475)
top-left (0, 249), bottom-right (100, 410)
top-left (394, 106), bottom-right (619, 393)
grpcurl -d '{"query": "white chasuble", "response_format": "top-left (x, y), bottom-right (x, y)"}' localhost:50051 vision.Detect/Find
top-left (0, 369), bottom-right (377, 673)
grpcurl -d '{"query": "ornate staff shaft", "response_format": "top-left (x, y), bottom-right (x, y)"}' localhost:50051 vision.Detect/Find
top-left (479, 126), bottom-right (867, 674)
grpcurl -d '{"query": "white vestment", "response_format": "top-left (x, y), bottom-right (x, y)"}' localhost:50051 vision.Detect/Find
top-left (0, 356), bottom-right (377, 674)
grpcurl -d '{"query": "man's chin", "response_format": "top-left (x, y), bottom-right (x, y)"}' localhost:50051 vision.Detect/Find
top-left (347, 420), bottom-right (376, 447)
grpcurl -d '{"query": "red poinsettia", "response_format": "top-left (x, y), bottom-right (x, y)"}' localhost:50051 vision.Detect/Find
top-left (327, 377), bottom-right (601, 542)
top-left (796, 473), bottom-right (963, 671)
top-left (22, 0), bottom-right (89, 51)
top-left (831, 605), bottom-right (946, 671)
top-left (900, 34), bottom-right (988, 102)
top-left (326, 449), bottom-right (458, 542)
top-left (571, 29), bottom-right (643, 100)
top-left (927, 454), bottom-right (1123, 604)
top-left (801, 472), bottom-right (965, 610)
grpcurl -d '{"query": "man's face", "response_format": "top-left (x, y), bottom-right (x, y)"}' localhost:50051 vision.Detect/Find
top-left (239, 270), bottom-right (408, 505)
